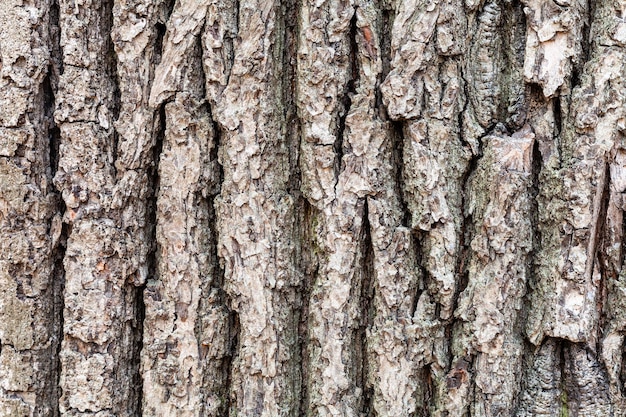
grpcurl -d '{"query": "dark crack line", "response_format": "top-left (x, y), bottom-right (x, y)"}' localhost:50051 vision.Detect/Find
top-left (359, 198), bottom-right (375, 416)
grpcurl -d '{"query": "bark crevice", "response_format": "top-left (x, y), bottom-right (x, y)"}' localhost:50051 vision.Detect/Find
top-left (359, 199), bottom-right (374, 416)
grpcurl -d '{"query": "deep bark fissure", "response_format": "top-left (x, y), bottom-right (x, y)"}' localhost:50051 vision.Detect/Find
top-left (621, 199), bottom-right (626, 274)
top-left (134, 285), bottom-right (146, 417)
top-left (137, 100), bottom-right (165, 417)
top-left (359, 199), bottom-right (374, 416)
top-left (225, 310), bottom-right (240, 415)
top-left (620, 341), bottom-right (626, 396)
top-left (456, 143), bottom-right (481, 299)
top-left (558, 339), bottom-right (571, 414)
top-left (573, 1), bottom-right (593, 89)
top-left (52, 220), bottom-right (68, 417)
top-left (50, 0), bottom-right (63, 76)
top-left (105, 0), bottom-right (121, 176)
top-left (207, 96), bottom-right (237, 415)
top-left (44, 5), bottom-right (65, 411)
top-left (298, 199), bottom-right (318, 417)
top-left (552, 96), bottom-right (562, 140)
top-left (282, 0), bottom-right (301, 194)
top-left (525, 134), bottom-right (542, 330)
top-left (153, 22), bottom-right (167, 67)
top-left (392, 120), bottom-right (411, 229)
top-left (43, 72), bottom-right (60, 179)
top-left (501, 0), bottom-right (526, 131)
top-left (209, 167), bottom-right (231, 416)
top-left (379, 6), bottom-right (393, 84)
top-left (334, 13), bottom-right (359, 180)
top-left (596, 161), bottom-right (612, 335)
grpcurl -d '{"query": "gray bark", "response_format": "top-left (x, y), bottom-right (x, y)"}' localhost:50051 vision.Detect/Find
top-left (1, 0), bottom-right (626, 416)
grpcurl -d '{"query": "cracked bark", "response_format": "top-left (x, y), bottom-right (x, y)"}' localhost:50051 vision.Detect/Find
top-left (2, 0), bottom-right (626, 416)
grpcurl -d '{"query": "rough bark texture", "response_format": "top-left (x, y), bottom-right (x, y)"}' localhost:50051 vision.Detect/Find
top-left (2, 0), bottom-right (626, 416)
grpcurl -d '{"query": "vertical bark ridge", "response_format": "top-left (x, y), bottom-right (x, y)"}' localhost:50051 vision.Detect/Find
top-left (297, 1), bottom-right (361, 415)
top-left (204, 0), bottom-right (302, 414)
top-left (454, 126), bottom-right (535, 416)
top-left (54, 0), bottom-right (161, 413)
top-left (527, 0), bottom-right (626, 348)
top-left (142, 1), bottom-right (231, 415)
top-left (381, 2), bottom-right (480, 414)
top-left (298, 200), bottom-right (318, 417)
top-left (55, 0), bottom-right (119, 412)
top-left (598, 3), bottom-right (626, 414)
top-left (111, 1), bottom-right (163, 415)
top-left (358, 199), bottom-right (374, 416)
top-left (0, 0), bottom-right (62, 414)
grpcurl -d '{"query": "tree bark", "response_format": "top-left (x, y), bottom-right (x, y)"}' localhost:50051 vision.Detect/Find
top-left (1, 0), bottom-right (626, 416)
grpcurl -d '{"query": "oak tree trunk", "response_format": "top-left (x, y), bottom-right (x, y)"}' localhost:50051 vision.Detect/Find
top-left (1, 0), bottom-right (626, 416)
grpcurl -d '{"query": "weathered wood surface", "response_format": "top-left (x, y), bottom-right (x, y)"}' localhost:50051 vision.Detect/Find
top-left (1, 0), bottom-right (626, 416)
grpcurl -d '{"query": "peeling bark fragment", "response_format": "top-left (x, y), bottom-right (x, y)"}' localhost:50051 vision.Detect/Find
top-left (454, 126), bottom-right (534, 416)
top-left (521, 0), bottom-right (588, 97)
top-left (528, 9), bottom-right (626, 345)
top-left (202, 0), bottom-right (238, 101)
top-left (0, 0), bottom-right (61, 415)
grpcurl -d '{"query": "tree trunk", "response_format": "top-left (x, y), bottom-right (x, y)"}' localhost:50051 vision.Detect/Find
top-left (1, 0), bottom-right (625, 416)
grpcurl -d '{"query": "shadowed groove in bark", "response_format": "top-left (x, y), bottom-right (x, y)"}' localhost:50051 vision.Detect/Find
top-left (106, 0), bottom-right (120, 177)
top-left (597, 161), bottom-right (612, 334)
top-left (573, 0), bottom-right (593, 90)
top-left (501, 0), bottom-right (526, 131)
top-left (135, 99), bottom-right (165, 417)
top-left (391, 121), bottom-right (410, 227)
top-left (153, 22), bottom-right (167, 67)
top-left (553, 96), bottom-right (562, 141)
top-left (134, 286), bottom-right (146, 417)
top-left (282, 0), bottom-right (301, 190)
top-left (334, 13), bottom-right (359, 180)
top-left (208, 107), bottom-right (233, 417)
top-left (526, 132), bottom-right (541, 320)
top-left (226, 310), bottom-right (240, 415)
top-left (559, 341), bottom-right (569, 415)
top-left (455, 136), bottom-right (482, 299)
top-left (360, 199), bottom-right (374, 416)
top-left (298, 199), bottom-right (318, 417)
top-left (563, 341), bottom-right (612, 413)
top-left (50, 139), bottom-right (66, 417)
top-left (45, 5), bottom-right (65, 410)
